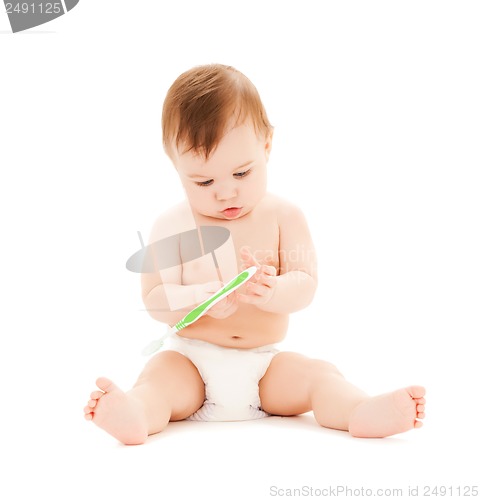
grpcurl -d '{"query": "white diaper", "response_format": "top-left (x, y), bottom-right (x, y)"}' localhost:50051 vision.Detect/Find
top-left (165, 333), bottom-right (279, 422)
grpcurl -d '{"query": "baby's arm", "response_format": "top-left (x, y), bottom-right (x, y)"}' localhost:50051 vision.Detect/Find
top-left (140, 210), bottom-right (225, 325)
top-left (142, 270), bottom-right (236, 324)
top-left (142, 269), bottom-right (218, 324)
top-left (239, 202), bottom-right (317, 314)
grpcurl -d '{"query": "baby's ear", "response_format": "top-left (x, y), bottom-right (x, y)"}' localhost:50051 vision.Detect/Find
top-left (265, 130), bottom-right (274, 159)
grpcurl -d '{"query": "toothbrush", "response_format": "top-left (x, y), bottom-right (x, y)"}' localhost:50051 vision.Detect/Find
top-left (142, 266), bottom-right (257, 355)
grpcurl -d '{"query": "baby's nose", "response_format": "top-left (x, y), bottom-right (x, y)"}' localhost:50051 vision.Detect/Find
top-left (215, 185), bottom-right (238, 201)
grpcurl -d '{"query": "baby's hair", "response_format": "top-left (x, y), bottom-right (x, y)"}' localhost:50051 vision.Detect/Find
top-left (162, 64), bottom-right (273, 160)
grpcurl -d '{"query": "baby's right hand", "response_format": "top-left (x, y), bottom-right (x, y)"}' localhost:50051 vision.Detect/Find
top-left (195, 281), bottom-right (238, 320)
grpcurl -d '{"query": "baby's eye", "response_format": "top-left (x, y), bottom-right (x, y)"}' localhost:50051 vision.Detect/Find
top-left (196, 179), bottom-right (213, 187)
top-left (234, 169), bottom-right (251, 179)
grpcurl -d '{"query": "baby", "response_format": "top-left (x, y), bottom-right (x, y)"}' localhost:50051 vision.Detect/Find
top-left (84, 64), bottom-right (426, 444)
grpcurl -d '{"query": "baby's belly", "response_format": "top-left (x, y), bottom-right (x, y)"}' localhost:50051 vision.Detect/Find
top-left (177, 303), bottom-right (289, 348)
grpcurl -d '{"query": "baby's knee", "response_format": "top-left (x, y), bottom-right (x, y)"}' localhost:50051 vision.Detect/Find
top-left (309, 359), bottom-right (343, 379)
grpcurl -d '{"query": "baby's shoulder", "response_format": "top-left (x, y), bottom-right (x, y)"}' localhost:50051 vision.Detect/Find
top-left (262, 193), bottom-right (306, 222)
top-left (149, 201), bottom-right (196, 242)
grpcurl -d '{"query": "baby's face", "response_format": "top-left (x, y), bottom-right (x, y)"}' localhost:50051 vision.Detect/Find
top-left (172, 122), bottom-right (272, 220)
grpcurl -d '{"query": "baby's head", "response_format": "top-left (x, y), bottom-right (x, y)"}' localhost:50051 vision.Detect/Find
top-left (162, 64), bottom-right (274, 220)
top-left (162, 64), bottom-right (273, 161)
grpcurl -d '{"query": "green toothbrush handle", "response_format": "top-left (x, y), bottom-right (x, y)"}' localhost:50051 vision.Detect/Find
top-left (176, 266), bottom-right (257, 328)
top-left (141, 266), bottom-right (257, 355)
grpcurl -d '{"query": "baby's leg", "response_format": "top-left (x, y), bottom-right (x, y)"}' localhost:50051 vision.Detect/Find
top-left (84, 351), bottom-right (205, 445)
top-left (259, 352), bottom-right (425, 438)
top-left (347, 386), bottom-right (425, 438)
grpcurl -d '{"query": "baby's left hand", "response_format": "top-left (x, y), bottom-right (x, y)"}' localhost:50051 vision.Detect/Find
top-left (238, 247), bottom-right (277, 306)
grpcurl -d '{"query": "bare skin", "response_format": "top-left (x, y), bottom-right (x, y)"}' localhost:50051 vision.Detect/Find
top-left (84, 353), bottom-right (425, 444)
top-left (84, 122), bottom-right (426, 444)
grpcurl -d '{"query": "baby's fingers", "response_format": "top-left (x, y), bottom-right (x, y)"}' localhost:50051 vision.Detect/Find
top-left (245, 282), bottom-right (270, 297)
top-left (253, 273), bottom-right (276, 288)
top-left (207, 291), bottom-right (238, 318)
top-left (237, 288), bottom-right (271, 305)
top-left (259, 265), bottom-right (277, 278)
top-left (240, 247), bottom-right (261, 268)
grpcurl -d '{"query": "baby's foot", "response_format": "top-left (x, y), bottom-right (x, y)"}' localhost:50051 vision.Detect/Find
top-left (84, 377), bottom-right (148, 445)
top-left (348, 386), bottom-right (426, 438)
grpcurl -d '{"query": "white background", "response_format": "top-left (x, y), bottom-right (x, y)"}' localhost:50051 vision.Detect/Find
top-left (1, 1), bottom-right (479, 499)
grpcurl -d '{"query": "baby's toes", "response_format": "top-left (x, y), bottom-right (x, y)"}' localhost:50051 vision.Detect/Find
top-left (410, 386), bottom-right (426, 399)
top-left (416, 401), bottom-right (426, 420)
top-left (90, 390), bottom-right (104, 400)
top-left (83, 396), bottom-right (99, 416)
top-left (84, 404), bottom-right (94, 419)
top-left (87, 398), bottom-right (98, 409)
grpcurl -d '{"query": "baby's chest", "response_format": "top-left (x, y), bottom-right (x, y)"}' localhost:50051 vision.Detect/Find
top-left (230, 222), bottom-right (280, 268)
top-left (181, 216), bottom-right (280, 283)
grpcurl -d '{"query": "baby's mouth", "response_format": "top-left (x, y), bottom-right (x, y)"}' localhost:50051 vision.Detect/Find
top-left (222, 207), bottom-right (242, 219)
